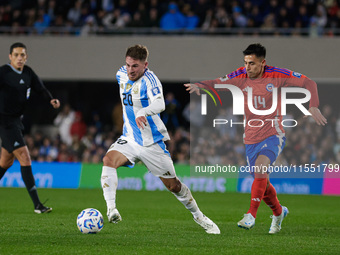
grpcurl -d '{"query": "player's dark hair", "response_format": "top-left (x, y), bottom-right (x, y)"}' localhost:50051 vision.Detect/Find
top-left (126, 45), bottom-right (149, 61)
top-left (243, 43), bottom-right (266, 59)
top-left (10, 42), bottom-right (27, 54)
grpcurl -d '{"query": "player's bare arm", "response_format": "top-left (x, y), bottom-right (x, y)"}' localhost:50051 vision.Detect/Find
top-left (184, 83), bottom-right (200, 95)
top-left (307, 107), bottom-right (327, 126)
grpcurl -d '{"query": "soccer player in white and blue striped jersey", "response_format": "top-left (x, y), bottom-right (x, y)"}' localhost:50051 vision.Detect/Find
top-left (100, 45), bottom-right (220, 234)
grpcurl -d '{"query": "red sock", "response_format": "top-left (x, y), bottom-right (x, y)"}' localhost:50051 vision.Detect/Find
top-left (262, 183), bottom-right (282, 216)
top-left (247, 178), bottom-right (267, 218)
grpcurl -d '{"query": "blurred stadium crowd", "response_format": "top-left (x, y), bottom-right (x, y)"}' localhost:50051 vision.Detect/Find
top-left (22, 91), bottom-right (340, 167)
top-left (0, 0), bottom-right (340, 36)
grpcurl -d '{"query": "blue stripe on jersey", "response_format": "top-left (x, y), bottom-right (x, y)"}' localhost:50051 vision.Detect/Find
top-left (119, 66), bottom-right (127, 73)
top-left (145, 71), bottom-right (158, 88)
top-left (147, 116), bottom-right (164, 143)
top-left (266, 67), bottom-right (290, 76)
top-left (157, 140), bottom-right (170, 156)
top-left (265, 69), bottom-right (291, 76)
top-left (122, 113), bottom-right (128, 136)
top-left (270, 67), bottom-right (290, 73)
top-left (116, 74), bottom-right (121, 84)
top-left (124, 91), bottom-right (143, 145)
top-left (140, 79), bottom-right (164, 144)
top-left (228, 68), bottom-right (246, 79)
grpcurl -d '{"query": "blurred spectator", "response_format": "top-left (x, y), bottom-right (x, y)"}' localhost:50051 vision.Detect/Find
top-left (33, 10), bottom-right (51, 34)
top-left (67, 0), bottom-right (82, 26)
top-left (102, 0), bottom-right (114, 12)
top-left (145, 8), bottom-right (159, 28)
top-left (233, 5), bottom-right (248, 27)
top-left (162, 92), bottom-right (180, 130)
top-left (112, 103), bottom-right (123, 133)
top-left (182, 4), bottom-right (199, 29)
top-left (309, 3), bottom-right (328, 37)
top-left (54, 104), bottom-right (75, 146)
top-left (80, 15), bottom-right (98, 36)
top-left (70, 111), bottom-right (87, 141)
top-left (160, 2), bottom-right (186, 30)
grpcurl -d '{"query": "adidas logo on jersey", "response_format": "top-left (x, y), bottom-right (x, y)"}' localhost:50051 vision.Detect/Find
top-left (163, 171), bottom-right (171, 176)
top-left (14, 141), bottom-right (20, 147)
top-left (20, 79), bottom-right (25, 84)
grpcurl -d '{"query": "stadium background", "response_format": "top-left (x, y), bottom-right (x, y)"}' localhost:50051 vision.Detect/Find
top-left (0, 0), bottom-right (339, 196)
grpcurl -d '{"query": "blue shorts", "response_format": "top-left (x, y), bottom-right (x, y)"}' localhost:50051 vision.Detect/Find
top-left (245, 135), bottom-right (286, 169)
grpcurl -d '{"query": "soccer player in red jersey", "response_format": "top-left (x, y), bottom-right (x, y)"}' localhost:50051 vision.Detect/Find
top-left (184, 43), bottom-right (327, 234)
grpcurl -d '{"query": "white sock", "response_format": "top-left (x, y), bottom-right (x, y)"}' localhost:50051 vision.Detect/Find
top-left (101, 166), bottom-right (118, 209)
top-left (173, 183), bottom-right (203, 219)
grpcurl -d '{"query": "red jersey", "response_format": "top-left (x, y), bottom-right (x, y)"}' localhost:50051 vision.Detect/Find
top-left (198, 65), bottom-right (320, 144)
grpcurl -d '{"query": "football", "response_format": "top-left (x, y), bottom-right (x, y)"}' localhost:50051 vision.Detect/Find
top-left (77, 208), bottom-right (104, 234)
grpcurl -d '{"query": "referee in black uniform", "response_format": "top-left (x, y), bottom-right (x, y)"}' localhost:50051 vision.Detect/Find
top-left (0, 42), bottom-right (60, 213)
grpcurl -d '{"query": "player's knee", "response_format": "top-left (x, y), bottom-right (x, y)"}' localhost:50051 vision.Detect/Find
top-left (168, 180), bottom-right (181, 193)
top-left (103, 154), bottom-right (119, 169)
top-left (17, 152), bottom-right (31, 165)
top-left (0, 158), bottom-right (14, 169)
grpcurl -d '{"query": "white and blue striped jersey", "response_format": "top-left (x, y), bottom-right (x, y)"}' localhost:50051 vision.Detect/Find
top-left (116, 66), bottom-right (170, 146)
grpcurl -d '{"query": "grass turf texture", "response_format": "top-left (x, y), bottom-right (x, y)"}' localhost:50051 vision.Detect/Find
top-left (0, 188), bottom-right (339, 255)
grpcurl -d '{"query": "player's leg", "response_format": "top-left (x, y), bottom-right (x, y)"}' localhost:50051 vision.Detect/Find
top-left (0, 126), bottom-right (16, 179)
top-left (160, 177), bottom-right (201, 218)
top-left (101, 150), bottom-right (129, 223)
top-left (13, 146), bottom-right (52, 213)
top-left (160, 177), bottom-right (220, 234)
top-left (248, 155), bottom-right (270, 218)
top-left (262, 179), bottom-right (282, 216)
top-left (101, 137), bottom-right (136, 223)
top-left (238, 135), bottom-right (288, 233)
top-left (141, 141), bottom-right (220, 234)
top-left (264, 178), bottom-right (289, 234)
top-left (0, 147), bottom-right (15, 179)
top-left (238, 155), bottom-right (270, 230)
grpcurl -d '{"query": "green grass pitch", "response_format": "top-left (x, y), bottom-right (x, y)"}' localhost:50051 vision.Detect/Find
top-left (0, 188), bottom-right (339, 255)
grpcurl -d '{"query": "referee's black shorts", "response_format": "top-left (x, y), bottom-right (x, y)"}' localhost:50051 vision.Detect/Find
top-left (0, 119), bottom-right (26, 153)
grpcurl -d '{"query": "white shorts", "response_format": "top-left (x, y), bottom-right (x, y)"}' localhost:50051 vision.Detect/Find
top-left (107, 136), bottom-right (176, 178)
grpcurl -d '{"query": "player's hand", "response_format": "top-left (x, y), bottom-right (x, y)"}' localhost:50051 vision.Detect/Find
top-left (184, 83), bottom-right (200, 95)
top-left (50, 99), bottom-right (60, 109)
top-left (136, 116), bottom-right (147, 130)
top-left (305, 107), bottom-right (327, 126)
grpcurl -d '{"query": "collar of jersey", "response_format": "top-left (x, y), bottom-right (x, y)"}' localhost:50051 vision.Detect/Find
top-left (7, 63), bottom-right (23, 74)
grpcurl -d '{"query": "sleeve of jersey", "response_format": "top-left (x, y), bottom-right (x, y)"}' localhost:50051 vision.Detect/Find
top-left (136, 77), bottom-right (165, 118)
top-left (116, 70), bottom-right (123, 84)
top-left (195, 68), bottom-right (244, 91)
top-left (31, 69), bottom-right (53, 100)
top-left (283, 72), bottom-right (319, 108)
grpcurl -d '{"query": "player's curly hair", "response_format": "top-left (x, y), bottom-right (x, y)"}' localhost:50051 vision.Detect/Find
top-left (126, 45), bottom-right (149, 61)
top-left (243, 43), bottom-right (266, 59)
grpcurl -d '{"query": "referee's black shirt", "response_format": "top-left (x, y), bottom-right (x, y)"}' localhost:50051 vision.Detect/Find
top-left (0, 64), bottom-right (52, 124)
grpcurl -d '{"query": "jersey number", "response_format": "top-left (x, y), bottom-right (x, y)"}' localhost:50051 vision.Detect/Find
top-left (123, 93), bottom-right (133, 106)
top-left (253, 96), bottom-right (266, 109)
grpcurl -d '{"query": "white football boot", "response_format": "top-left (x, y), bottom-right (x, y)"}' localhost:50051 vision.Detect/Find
top-left (107, 208), bottom-right (122, 223)
top-left (269, 206), bottom-right (289, 234)
top-left (194, 215), bottom-right (220, 234)
top-left (237, 213), bottom-right (255, 230)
